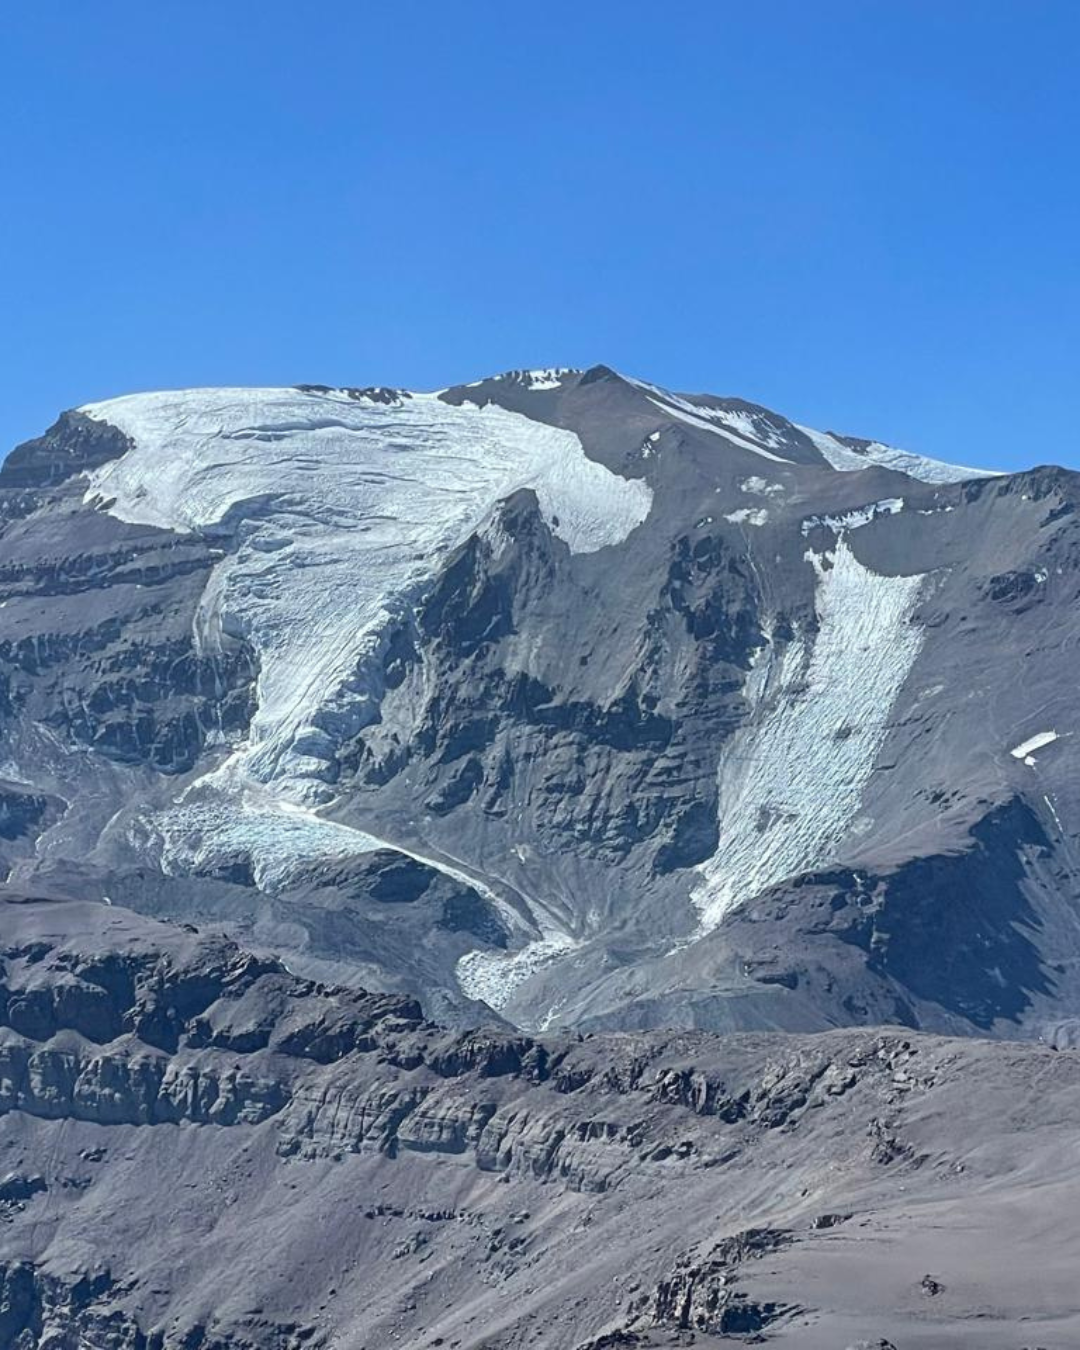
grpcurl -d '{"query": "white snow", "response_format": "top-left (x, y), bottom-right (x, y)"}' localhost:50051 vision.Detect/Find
top-left (145, 770), bottom-right (537, 952)
top-left (490, 367), bottom-right (579, 391)
top-left (692, 538), bottom-right (927, 930)
top-left (455, 931), bottom-right (579, 1014)
top-left (76, 371), bottom-right (998, 1000)
top-left (1010, 730), bottom-right (1059, 765)
top-left (801, 498), bottom-right (905, 536)
top-left (741, 476), bottom-right (783, 497)
top-left (81, 387), bottom-right (652, 803)
top-left (615, 371), bottom-right (994, 483)
top-left (645, 395), bottom-right (794, 463)
top-left (1043, 793), bottom-right (1066, 834)
top-left (156, 789), bottom-right (386, 892)
top-left (796, 424), bottom-right (998, 485)
top-left (623, 377), bottom-right (796, 464)
top-left (707, 407), bottom-right (786, 449)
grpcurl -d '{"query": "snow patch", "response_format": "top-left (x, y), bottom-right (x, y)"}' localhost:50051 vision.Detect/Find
top-left (725, 507), bottom-right (769, 527)
top-left (741, 476), bottom-right (783, 497)
top-left (801, 498), bottom-right (904, 536)
top-left (490, 367), bottom-right (579, 391)
top-left (692, 539), bottom-right (927, 929)
top-left (1011, 730), bottom-right (1059, 765)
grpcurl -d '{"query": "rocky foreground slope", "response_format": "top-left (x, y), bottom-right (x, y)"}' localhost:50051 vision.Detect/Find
top-left (1, 894), bottom-right (1078, 1349)
top-left (1, 366), bottom-right (1079, 1041)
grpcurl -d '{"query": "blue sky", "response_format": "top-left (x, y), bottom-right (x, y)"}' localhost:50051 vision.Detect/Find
top-left (2, 2), bottom-right (1077, 470)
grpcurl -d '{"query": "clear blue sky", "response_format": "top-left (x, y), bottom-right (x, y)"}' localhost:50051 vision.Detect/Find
top-left (2, 2), bottom-right (1077, 470)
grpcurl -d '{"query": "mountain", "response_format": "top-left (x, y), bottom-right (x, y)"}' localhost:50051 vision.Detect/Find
top-left (3, 365), bottom-right (1080, 1348)
top-left (1, 365), bottom-right (1078, 1042)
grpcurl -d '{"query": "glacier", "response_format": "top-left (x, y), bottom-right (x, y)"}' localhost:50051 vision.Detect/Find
top-left (82, 386), bottom-right (652, 799)
top-left (80, 385), bottom-right (652, 922)
top-left (692, 537), bottom-right (927, 930)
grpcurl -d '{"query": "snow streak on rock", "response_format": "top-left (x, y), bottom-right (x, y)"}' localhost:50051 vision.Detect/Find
top-left (796, 424), bottom-right (996, 485)
top-left (692, 538), bottom-right (926, 930)
top-left (801, 498), bottom-right (904, 535)
top-left (622, 378), bottom-right (797, 464)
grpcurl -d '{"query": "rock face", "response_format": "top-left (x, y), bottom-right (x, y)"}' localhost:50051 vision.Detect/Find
top-left (1, 367), bottom-right (1079, 1043)
top-left (3, 895), bottom-right (1080, 1349)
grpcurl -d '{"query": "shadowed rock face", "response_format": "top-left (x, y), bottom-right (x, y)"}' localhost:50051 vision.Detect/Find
top-left (3, 896), bottom-right (1080, 1349)
top-left (0, 414), bottom-right (259, 782)
top-left (1, 368), bottom-right (1080, 1043)
top-left (0, 411), bottom-right (132, 491)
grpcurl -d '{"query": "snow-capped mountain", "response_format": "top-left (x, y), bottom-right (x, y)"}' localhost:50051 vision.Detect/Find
top-left (2, 364), bottom-right (1077, 1037)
